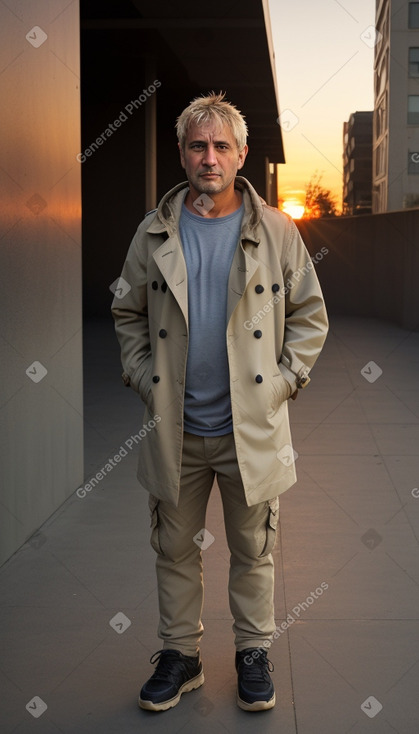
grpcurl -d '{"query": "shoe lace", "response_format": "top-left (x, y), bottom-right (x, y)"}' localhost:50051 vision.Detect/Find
top-left (242, 651), bottom-right (274, 681)
top-left (148, 649), bottom-right (184, 682)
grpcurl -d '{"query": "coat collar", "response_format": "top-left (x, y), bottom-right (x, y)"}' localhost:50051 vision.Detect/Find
top-left (146, 176), bottom-right (264, 244)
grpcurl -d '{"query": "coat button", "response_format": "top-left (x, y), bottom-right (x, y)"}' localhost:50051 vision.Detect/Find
top-left (272, 283), bottom-right (280, 292)
top-left (255, 284), bottom-right (264, 294)
top-left (159, 329), bottom-right (167, 338)
top-left (161, 281), bottom-right (167, 292)
top-left (254, 330), bottom-right (262, 339)
top-left (151, 281), bottom-right (158, 290)
top-left (255, 374), bottom-right (263, 383)
top-left (152, 375), bottom-right (160, 383)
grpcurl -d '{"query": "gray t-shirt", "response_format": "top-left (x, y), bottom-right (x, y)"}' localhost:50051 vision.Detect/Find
top-left (179, 200), bottom-right (244, 436)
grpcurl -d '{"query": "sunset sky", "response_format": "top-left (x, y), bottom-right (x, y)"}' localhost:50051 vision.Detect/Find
top-left (268, 0), bottom-right (376, 214)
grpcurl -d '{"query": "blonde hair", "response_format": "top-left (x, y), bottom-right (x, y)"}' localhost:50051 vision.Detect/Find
top-left (176, 91), bottom-right (248, 151)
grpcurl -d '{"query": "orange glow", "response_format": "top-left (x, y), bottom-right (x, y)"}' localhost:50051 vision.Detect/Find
top-left (281, 200), bottom-right (305, 219)
top-left (269, 0), bottom-right (375, 215)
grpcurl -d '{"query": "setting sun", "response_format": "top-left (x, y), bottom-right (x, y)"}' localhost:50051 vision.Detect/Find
top-left (281, 201), bottom-right (305, 219)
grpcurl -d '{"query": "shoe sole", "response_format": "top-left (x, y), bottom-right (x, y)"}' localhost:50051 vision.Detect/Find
top-left (237, 691), bottom-right (276, 711)
top-left (138, 670), bottom-right (205, 712)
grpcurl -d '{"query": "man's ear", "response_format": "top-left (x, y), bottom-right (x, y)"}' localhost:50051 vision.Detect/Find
top-left (178, 142), bottom-right (186, 169)
top-left (237, 144), bottom-right (248, 170)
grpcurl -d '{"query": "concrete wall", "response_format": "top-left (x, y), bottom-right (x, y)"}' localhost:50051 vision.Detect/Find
top-left (0, 1), bottom-right (83, 565)
top-left (296, 209), bottom-right (419, 330)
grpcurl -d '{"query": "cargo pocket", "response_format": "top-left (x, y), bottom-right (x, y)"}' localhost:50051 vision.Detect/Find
top-left (148, 494), bottom-right (163, 555)
top-left (259, 496), bottom-right (279, 557)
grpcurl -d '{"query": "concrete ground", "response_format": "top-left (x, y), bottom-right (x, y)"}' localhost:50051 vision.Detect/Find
top-left (1, 315), bottom-right (419, 734)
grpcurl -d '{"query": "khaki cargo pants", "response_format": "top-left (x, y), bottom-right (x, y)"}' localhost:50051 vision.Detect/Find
top-left (148, 431), bottom-right (279, 656)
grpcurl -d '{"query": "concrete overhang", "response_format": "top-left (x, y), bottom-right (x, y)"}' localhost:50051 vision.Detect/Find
top-left (81, 0), bottom-right (285, 163)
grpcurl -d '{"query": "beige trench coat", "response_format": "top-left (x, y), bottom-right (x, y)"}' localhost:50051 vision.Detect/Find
top-left (111, 177), bottom-right (328, 507)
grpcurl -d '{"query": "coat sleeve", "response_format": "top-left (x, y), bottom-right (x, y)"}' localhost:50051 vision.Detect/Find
top-left (110, 222), bottom-right (153, 404)
top-left (278, 217), bottom-right (329, 394)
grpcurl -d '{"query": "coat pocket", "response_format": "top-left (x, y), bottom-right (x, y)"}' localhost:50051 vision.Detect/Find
top-left (270, 372), bottom-right (292, 414)
top-left (259, 496), bottom-right (279, 557)
top-left (148, 494), bottom-right (164, 555)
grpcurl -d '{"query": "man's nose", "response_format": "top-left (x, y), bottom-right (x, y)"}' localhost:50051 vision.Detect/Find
top-left (202, 145), bottom-right (217, 167)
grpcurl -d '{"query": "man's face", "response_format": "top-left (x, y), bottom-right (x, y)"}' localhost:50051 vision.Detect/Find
top-left (179, 120), bottom-right (248, 199)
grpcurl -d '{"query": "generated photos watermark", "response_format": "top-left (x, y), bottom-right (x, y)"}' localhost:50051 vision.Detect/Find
top-left (244, 582), bottom-right (329, 665)
top-left (77, 81), bottom-right (161, 163)
top-left (76, 416), bottom-right (161, 498)
top-left (109, 276), bottom-right (132, 299)
top-left (361, 528), bottom-right (383, 550)
top-left (26, 696), bottom-right (48, 718)
top-left (243, 247), bottom-right (329, 331)
top-left (26, 361), bottom-right (48, 383)
top-left (277, 444), bottom-right (299, 467)
top-left (26, 26), bottom-right (48, 48)
top-left (360, 26), bottom-right (382, 49)
top-left (109, 612), bottom-right (131, 634)
top-left (193, 193), bottom-right (215, 215)
top-left (26, 193), bottom-right (47, 215)
top-left (361, 695), bottom-right (383, 718)
top-left (193, 528), bottom-right (215, 550)
top-left (360, 360), bottom-right (383, 383)
top-left (277, 108), bottom-right (300, 133)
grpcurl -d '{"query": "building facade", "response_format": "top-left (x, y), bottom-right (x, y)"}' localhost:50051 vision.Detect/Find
top-left (373, 0), bottom-right (419, 212)
top-left (343, 111), bottom-right (373, 215)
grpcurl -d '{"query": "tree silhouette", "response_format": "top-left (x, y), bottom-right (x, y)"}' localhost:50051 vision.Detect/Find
top-left (303, 172), bottom-right (338, 218)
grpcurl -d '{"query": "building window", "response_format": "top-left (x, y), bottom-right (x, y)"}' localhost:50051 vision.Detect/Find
top-left (375, 139), bottom-right (387, 178)
top-left (408, 152), bottom-right (419, 173)
top-left (408, 95), bottom-right (419, 124)
top-left (409, 48), bottom-right (419, 76)
top-left (409, 3), bottom-right (419, 28)
top-left (374, 94), bottom-right (387, 139)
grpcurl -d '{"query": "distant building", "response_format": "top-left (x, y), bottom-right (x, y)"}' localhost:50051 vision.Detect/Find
top-left (373, 0), bottom-right (419, 212)
top-left (343, 112), bottom-right (373, 215)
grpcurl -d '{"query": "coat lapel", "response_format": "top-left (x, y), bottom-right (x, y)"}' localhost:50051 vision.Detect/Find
top-left (227, 241), bottom-right (259, 325)
top-left (152, 235), bottom-right (189, 325)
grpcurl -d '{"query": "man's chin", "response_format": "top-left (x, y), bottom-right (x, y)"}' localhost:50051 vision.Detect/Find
top-left (194, 180), bottom-right (224, 195)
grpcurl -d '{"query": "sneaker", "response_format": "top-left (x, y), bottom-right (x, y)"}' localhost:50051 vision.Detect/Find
top-left (138, 649), bottom-right (204, 711)
top-left (235, 647), bottom-right (275, 711)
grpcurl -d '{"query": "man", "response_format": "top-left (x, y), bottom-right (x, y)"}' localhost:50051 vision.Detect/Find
top-left (111, 92), bottom-right (328, 712)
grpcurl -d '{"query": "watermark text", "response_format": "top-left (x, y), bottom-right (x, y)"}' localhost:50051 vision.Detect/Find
top-left (76, 415), bottom-right (161, 498)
